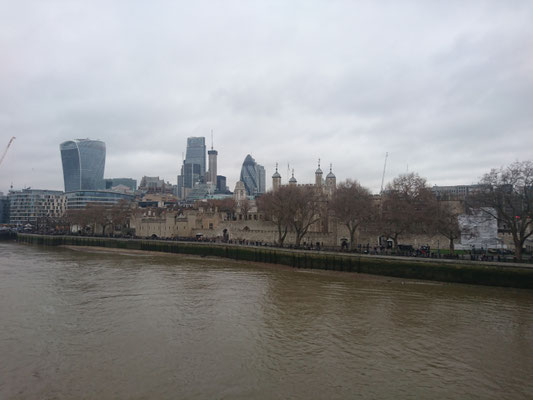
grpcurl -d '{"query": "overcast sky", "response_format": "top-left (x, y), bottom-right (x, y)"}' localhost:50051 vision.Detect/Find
top-left (1, 0), bottom-right (532, 194)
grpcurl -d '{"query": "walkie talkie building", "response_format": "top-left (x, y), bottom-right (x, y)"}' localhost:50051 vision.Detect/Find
top-left (60, 139), bottom-right (106, 192)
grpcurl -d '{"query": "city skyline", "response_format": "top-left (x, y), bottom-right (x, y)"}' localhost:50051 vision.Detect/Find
top-left (1, 1), bottom-right (532, 194)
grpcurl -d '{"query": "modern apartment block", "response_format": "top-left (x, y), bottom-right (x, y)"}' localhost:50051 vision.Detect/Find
top-left (60, 139), bottom-right (106, 192)
top-left (8, 189), bottom-right (66, 225)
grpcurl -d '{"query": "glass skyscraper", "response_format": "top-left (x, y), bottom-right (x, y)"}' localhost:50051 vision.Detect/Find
top-left (60, 139), bottom-right (106, 192)
top-left (178, 136), bottom-right (207, 199)
top-left (185, 137), bottom-right (206, 176)
top-left (240, 154), bottom-right (266, 196)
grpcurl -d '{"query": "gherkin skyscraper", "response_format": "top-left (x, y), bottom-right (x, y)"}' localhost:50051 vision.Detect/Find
top-left (240, 154), bottom-right (265, 196)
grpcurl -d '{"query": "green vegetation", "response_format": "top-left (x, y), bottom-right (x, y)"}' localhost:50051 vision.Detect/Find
top-left (16, 234), bottom-right (533, 289)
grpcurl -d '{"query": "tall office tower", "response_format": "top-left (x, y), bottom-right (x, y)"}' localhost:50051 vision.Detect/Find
top-left (207, 148), bottom-right (218, 184)
top-left (178, 137), bottom-right (207, 199)
top-left (216, 175), bottom-right (227, 193)
top-left (182, 163), bottom-right (202, 188)
top-left (177, 174), bottom-right (184, 199)
top-left (256, 164), bottom-right (266, 194)
top-left (60, 139), bottom-right (106, 192)
top-left (185, 137), bottom-right (206, 176)
top-left (239, 154), bottom-right (266, 197)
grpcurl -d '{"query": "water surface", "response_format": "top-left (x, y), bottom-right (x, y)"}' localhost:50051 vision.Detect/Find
top-left (1, 242), bottom-right (532, 399)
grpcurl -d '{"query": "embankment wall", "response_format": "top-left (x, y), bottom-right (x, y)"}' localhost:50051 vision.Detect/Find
top-left (15, 234), bottom-right (533, 289)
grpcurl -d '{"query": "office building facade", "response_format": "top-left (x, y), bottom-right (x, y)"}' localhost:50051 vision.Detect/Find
top-left (216, 175), bottom-right (227, 193)
top-left (178, 136), bottom-right (208, 199)
top-left (65, 190), bottom-right (134, 210)
top-left (185, 137), bottom-right (206, 176)
top-left (60, 139), bottom-right (106, 192)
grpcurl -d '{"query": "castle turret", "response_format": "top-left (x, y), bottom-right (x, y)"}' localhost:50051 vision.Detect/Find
top-left (289, 169), bottom-right (297, 186)
top-left (233, 181), bottom-right (247, 202)
top-left (272, 163), bottom-right (281, 192)
top-left (326, 164), bottom-right (336, 196)
top-left (315, 158), bottom-right (323, 187)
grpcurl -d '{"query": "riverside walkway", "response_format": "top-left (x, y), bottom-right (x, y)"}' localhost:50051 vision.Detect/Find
top-left (8, 232), bottom-right (532, 270)
top-left (14, 232), bottom-right (533, 274)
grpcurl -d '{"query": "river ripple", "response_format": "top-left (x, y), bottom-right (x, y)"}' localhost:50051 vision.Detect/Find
top-left (1, 242), bottom-right (532, 399)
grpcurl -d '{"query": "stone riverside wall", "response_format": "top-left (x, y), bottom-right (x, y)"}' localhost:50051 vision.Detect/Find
top-left (16, 234), bottom-right (533, 290)
top-left (0, 231), bottom-right (16, 240)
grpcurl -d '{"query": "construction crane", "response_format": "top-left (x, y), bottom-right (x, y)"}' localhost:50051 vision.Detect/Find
top-left (380, 152), bottom-right (388, 194)
top-left (0, 136), bottom-right (16, 167)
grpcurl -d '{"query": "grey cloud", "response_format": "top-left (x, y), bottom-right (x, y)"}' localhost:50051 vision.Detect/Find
top-left (1, 0), bottom-right (532, 194)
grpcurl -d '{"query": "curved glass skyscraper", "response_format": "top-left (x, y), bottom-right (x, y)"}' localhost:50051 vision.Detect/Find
top-left (60, 139), bottom-right (106, 192)
top-left (240, 154), bottom-right (266, 196)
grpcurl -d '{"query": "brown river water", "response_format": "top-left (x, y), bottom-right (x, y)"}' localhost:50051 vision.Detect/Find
top-left (1, 242), bottom-right (532, 399)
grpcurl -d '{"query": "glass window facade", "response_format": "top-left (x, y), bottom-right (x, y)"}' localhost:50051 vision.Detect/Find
top-left (65, 191), bottom-right (134, 210)
top-left (185, 137), bottom-right (206, 176)
top-left (60, 139), bottom-right (106, 192)
top-left (183, 163), bottom-right (202, 189)
top-left (8, 189), bottom-right (66, 224)
top-left (240, 154), bottom-right (266, 196)
top-left (105, 178), bottom-right (137, 192)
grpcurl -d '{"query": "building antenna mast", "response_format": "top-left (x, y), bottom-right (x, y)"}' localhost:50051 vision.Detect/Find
top-left (380, 152), bottom-right (388, 194)
top-left (211, 130), bottom-right (214, 150)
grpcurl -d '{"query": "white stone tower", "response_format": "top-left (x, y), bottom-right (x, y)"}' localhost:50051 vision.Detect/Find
top-left (315, 158), bottom-right (323, 188)
top-left (233, 181), bottom-right (247, 202)
top-left (272, 163), bottom-right (281, 192)
top-left (289, 169), bottom-right (297, 186)
top-left (326, 164), bottom-right (336, 197)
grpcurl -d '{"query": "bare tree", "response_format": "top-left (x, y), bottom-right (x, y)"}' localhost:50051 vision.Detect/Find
top-left (240, 198), bottom-right (251, 220)
top-left (65, 208), bottom-right (93, 234)
top-left (470, 160), bottom-right (533, 260)
top-left (285, 185), bottom-right (323, 247)
top-left (433, 201), bottom-right (462, 254)
top-left (257, 188), bottom-right (291, 246)
top-left (110, 199), bottom-right (133, 236)
top-left (379, 172), bottom-right (436, 248)
top-left (329, 180), bottom-right (374, 250)
top-left (85, 204), bottom-right (110, 235)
